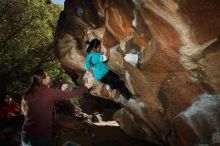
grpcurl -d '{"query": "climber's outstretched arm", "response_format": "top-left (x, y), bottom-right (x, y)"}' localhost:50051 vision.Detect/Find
top-left (104, 48), bottom-right (110, 60)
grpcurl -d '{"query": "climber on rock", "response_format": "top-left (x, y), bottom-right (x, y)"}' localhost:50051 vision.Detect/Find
top-left (84, 38), bottom-right (138, 101)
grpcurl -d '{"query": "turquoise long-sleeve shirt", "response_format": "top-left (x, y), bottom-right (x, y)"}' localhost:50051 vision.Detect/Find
top-left (84, 52), bottom-right (109, 81)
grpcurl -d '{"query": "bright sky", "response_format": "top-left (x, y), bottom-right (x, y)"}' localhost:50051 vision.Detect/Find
top-left (51, 0), bottom-right (64, 5)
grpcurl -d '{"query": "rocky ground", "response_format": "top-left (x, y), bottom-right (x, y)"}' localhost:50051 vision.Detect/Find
top-left (0, 95), bottom-right (158, 146)
top-left (54, 119), bottom-right (158, 146)
top-left (54, 95), bottom-right (158, 146)
top-left (1, 94), bottom-right (220, 146)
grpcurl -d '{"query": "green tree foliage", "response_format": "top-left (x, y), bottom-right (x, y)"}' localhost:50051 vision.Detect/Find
top-left (0, 0), bottom-right (72, 100)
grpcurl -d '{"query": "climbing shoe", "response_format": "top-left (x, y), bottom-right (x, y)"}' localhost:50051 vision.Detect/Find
top-left (130, 95), bottom-right (139, 99)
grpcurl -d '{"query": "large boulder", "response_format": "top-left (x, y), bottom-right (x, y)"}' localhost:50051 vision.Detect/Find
top-left (54, 0), bottom-right (220, 145)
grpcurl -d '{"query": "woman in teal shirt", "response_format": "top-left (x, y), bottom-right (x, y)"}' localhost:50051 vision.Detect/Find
top-left (84, 39), bottom-right (135, 100)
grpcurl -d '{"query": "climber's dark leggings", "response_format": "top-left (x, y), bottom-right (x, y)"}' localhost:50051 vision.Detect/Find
top-left (100, 70), bottom-right (132, 100)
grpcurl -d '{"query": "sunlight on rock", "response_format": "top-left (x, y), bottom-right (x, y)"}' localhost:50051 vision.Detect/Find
top-left (124, 53), bottom-right (139, 66)
top-left (93, 121), bottom-right (119, 127)
top-left (178, 93), bottom-right (220, 139)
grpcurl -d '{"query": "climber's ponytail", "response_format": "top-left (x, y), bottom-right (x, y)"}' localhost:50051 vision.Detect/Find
top-left (85, 39), bottom-right (101, 53)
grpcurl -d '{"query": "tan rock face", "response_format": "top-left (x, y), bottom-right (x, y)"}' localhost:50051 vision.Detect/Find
top-left (55, 0), bottom-right (220, 146)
